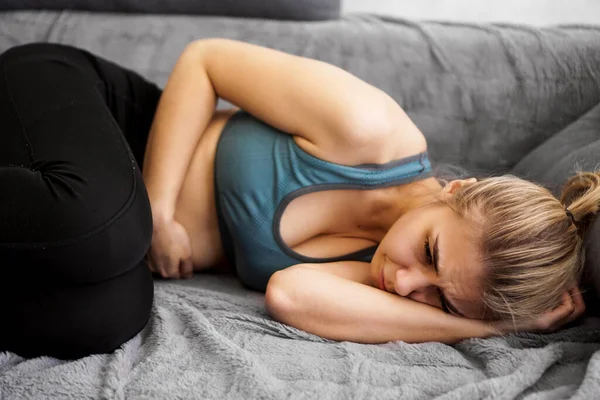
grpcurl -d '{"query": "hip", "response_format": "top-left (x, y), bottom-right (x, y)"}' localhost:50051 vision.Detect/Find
top-left (174, 108), bottom-right (237, 270)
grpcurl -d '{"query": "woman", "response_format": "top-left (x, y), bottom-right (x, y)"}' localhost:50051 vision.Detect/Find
top-left (0, 40), bottom-right (589, 359)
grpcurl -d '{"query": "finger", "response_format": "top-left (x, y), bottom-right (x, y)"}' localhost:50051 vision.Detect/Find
top-left (147, 253), bottom-right (162, 276)
top-left (563, 287), bottom-right (585, 325)
top-left (537, 292), bottom-right (570, 332)
top-left (147, 244), bottom-right (169, 277)
top-left (146, 255), bottom-right (156, 273)
top-left (554, 294), bottom-right (580, 329)
top-left (555, 290), bottom-right (585, 329)
top-left (571, 287), bottom-right (586, 315)
top-left (564, 288), bottom-right (586, 324)
top-left (180, 257), bottom-right (194, 279)
top-left (165, 259), bottom-right (181, 279)
top-left (546, 292), bottom-right (575, 331)
top-left (149, 251), bottom-right (165, 277)
top-left (157, 254), bottom-right (180, 279)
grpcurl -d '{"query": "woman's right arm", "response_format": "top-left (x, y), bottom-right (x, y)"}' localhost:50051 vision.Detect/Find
top-left (143, 39), bottom-right (424, 278)
top-left (144, 38), bottom-right (405, 222)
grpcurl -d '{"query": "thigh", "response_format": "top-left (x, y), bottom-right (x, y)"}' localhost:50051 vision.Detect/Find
top-left (0, 43), bottom-right (153, 282)
top-left (80, 47), bottom-right (162, 165)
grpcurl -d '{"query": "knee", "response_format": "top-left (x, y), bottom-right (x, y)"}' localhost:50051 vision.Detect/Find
top-left (50, 174), bottom-right (153, 283)
top-left (1, 165), bottom-right (153, 284)
top-left (1, 262), bottom-right (154, 360)
top-left (71, 263), bottom-right (154, 359)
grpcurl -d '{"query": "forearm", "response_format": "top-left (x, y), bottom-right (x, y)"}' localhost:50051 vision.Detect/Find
top-left (265, 268), bottom-right (496, 344)
top-left (143, 42), bottom-right (217, 218)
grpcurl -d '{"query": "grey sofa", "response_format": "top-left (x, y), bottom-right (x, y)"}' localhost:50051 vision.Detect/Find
top-left (1, 3), bottom-right (600, 399)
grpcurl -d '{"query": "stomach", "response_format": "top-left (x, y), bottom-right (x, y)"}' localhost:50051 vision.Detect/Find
top-left (174, 108), bottom-right (237, 271)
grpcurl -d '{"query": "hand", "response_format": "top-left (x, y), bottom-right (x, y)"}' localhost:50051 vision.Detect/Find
top-left (494, 287), bottom-right (586, 334)
top-left (148, 214), bottom-right (194, 279)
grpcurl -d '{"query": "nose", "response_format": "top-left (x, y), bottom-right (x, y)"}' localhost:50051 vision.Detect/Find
top-left (394, 267), bottom-right (441, 308)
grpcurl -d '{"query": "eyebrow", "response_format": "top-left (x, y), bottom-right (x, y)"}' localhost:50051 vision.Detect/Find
top-left (433, 235), bottom-right (465, 318)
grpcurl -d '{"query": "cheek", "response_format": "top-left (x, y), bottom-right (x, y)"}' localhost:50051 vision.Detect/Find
top-left (382, 224), bottom-right (419, 264)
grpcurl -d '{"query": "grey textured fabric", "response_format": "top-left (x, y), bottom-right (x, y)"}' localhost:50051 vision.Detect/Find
top-left (1, 12), bottom-right (599, 175)
top-left (0, 0), bottom-right (341, 20)
top-left (1, 10), bottom-right (600, 399)
top-left (512, 103), bottom-right (600, 190)
top-left (1, 275), bottom-right (599, 399)
top-left (512, 103), bottom-right (600, 315)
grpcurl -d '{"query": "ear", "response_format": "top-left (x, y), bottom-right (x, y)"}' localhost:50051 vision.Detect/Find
top-left (441, 178), bottom-right (477, 198)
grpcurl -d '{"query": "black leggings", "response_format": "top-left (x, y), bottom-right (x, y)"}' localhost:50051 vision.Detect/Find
top-left (0, 43), bottom-right (161, 359)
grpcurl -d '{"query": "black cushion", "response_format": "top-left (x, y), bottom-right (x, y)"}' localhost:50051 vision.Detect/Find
top-left (0, 0), bottom-right (342, 20)
top-left (512, 102), bottom-right (600, 315)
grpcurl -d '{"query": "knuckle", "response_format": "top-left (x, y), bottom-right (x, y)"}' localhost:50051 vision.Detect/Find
top-left (160, 267), bottom-right (175, 278)
top-left (538, 318), bottom-right (552, 331)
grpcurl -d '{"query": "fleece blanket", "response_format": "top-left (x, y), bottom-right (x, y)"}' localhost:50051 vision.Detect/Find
top-left (2, 10), bottom-right (600, 400)
top-left (1, 275), bottom-right (599, 399)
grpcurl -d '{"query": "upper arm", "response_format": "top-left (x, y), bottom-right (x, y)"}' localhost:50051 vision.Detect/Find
top-left (280, 261), bottom-right (374, 285)
top-left (265, 262), bottom-right (495, 344)
top-left (190, 39), bottom-right (420, 163)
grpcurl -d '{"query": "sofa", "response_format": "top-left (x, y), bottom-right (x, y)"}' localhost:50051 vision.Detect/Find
top-left (1, 1), bottom-right (600, 399)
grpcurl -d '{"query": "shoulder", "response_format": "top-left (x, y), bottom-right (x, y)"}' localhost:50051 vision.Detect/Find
top-left (295, 101), bottom-right (428, 166)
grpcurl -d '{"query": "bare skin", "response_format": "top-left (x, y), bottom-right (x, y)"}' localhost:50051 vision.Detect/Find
top-left (172, 108), bottom-right (235, 271)
top-left (143, 39), bottom-right (585, 344)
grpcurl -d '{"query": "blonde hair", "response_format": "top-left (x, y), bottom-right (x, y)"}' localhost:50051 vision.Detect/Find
top-left (444, 171), bottom-right (600, 322)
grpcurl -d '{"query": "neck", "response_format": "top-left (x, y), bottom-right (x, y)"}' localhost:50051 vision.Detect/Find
top-left (363, 177), bottom-right (443, 235)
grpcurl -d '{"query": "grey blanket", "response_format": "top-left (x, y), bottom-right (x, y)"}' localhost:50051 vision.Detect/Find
top-left (2, 10), bottom-right (600, 400)
top-left (1, 276), bottom-right (599, 399)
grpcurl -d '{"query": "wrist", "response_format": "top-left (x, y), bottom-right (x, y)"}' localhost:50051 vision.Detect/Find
top-left (149, 200), bottom-right (175, 225)
top-left (143, 174), bottom-right (178, 222)
top-left (443, 313), bottom-right (500, 341)
top-left (486, 321), bottom-right (504, 337)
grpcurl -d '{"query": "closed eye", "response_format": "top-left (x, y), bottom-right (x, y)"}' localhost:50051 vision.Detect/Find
top-left (425, 237), bottom-right (450, 314)
top-left (424, 239), bottom-right (433, 265)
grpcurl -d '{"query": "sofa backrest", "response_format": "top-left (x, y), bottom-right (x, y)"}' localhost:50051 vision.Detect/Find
top-left (0, 0), bottom-right (341, 21)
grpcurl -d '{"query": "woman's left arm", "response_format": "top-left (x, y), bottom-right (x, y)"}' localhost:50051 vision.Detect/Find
top-left (266, 263), bottom-right (586, 344)
top-left (265, 262), bottom-right (497, 344)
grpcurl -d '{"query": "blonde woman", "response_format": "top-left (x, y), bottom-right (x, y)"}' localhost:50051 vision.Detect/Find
top-left (0, 40), bottom-right (589, 359)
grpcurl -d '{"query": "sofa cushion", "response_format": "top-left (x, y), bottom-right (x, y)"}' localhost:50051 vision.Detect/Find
top-left (0, 0), bottom-right (341, 20)
top-left (512, 102), bottom-right (600, 314)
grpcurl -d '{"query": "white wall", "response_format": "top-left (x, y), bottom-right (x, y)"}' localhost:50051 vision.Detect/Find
top-left (342, 0), bottom-right (600, 26)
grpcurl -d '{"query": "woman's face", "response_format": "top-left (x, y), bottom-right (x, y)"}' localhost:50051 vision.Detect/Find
top-left (370, 199), bottom-right (487, 319)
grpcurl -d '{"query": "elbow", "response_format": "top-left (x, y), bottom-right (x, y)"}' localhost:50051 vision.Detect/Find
top-left (342, 111), bottom-right (392, 147)
top-left (265, 270), bottom-right (297, 323)
top-left (339, 100), bottom-right (402, 154)
top-left (185, 38), bottom-right (235, 60)
top-left (182, 38), bottom-right (224, 63)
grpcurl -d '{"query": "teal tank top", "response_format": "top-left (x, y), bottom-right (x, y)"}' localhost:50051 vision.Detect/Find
top-left (214, 111), bottom-right (432, 291)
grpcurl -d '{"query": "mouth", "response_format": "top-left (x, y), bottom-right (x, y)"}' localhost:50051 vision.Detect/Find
top-left (379, 267), bottom-right (386, 291)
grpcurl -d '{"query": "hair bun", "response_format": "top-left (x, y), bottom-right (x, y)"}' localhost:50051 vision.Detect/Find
top-left (560, 171), bottom-right (600, 236)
